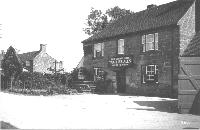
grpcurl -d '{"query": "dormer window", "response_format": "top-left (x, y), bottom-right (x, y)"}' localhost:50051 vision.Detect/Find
top-left (142, 33), bottom-right (158, 52)
top-left (94, 43), bottom-right (104, 58)
top-left (117, 39), bottom-right (124, 55)
top-left (26, 61), bottom-right (30, 66)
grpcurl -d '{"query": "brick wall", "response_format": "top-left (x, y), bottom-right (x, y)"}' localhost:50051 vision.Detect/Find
top-left (83, 26), bottom-right (180, 97)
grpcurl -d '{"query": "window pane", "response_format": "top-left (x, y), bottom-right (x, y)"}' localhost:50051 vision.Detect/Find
top-left (26, 61), bottom-right (30, 66)
top-left (146, 34), bottom-right (154, 43)
top-left (94, 43), bottom-right (103, 57)
top-left (118, 39), bottom-right (124, 54)
top-left (149, 42), bottom-right (154, 50)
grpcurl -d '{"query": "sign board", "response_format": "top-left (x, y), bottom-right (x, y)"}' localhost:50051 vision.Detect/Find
top-left (108, 56), bottom-right (133, 67)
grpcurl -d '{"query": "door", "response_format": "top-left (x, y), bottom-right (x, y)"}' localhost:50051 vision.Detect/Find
top-left (178, 57), bottom-right (200, 114)
top-left (116, 70), bottom-right (126, 93)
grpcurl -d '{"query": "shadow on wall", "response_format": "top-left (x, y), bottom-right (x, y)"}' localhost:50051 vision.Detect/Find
top-left (0, 121), bottom-right (18, 129)
top-left (190, 90), bottom-right (200, 115)
top-left (134, 100), bottom-right (178, 113)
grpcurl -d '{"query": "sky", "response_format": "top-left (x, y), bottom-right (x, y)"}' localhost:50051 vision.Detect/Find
top-left (0, 0), bottom-right (174, 72)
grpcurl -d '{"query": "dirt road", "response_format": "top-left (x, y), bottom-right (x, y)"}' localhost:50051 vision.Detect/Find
top-left (0, 92), bottom-right (200, 129)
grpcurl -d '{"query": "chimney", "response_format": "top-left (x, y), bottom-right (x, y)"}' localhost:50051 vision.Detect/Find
top-left (40, 44), bottom-right (47, 52)
top-left (147, 4), bottom-right (157, 9)
top-left (1, 50), bottom-right (4, 55)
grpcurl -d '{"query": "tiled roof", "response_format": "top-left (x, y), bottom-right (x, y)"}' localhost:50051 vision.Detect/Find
top-left (183, 31), bottom-right (200, 56)
top-left (82, 0), bottom-right (194, 44)
top-left (18, 51), bottom-right (39, 62)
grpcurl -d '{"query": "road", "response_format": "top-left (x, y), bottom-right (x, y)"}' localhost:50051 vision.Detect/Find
top-left (0, 92), bottom-right (200, 129)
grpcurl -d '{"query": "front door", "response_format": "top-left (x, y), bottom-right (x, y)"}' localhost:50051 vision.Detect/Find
top-left (116, 70), bottom-right (126, 93)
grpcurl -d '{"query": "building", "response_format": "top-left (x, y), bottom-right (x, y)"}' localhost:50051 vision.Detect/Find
top-left (81, 0), bottom-right (200, 97)
top-left (18, 44), bottom-right (64, 74)
top-left (0, 50), bottom-right (5, 89)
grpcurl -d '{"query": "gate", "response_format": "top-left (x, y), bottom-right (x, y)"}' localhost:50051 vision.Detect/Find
top-left (178, 57), bottom-right (200, 114)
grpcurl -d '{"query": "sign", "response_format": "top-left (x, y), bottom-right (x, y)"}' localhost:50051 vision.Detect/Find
top-left (108, 56), bottom-right (133, 67)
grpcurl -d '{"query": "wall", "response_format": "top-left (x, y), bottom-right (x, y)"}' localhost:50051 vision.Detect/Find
top-left (195, 0), bottom-right (200, 33)
top-left (83, 26), bottom-right (180, 97)
top-left (33, 52), bottom-right (60, 74)
top-left (178, 1), bottom-right (196, 56)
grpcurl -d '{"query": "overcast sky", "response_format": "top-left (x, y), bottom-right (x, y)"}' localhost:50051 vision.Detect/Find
top-left (0, 0), bottom-right (174, 72)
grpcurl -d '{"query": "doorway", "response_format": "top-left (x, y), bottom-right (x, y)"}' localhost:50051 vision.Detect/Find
top-left (116, 70), bottom-right (126, 93)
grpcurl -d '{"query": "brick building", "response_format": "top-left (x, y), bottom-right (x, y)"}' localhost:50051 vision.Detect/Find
top-left (81, 0), bottom-right (200, 97)
top-left (18, 44), bottom-right (63, 74)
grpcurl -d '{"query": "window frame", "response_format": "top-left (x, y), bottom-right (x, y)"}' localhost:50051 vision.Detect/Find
top-left (93, 43), bottom-right (104, 58)
top-left (142, 33), bottom-right (158, 52)
top-left (93, 67), bottom-right (105, 81)
top-left (142, 64), bottom-right (158, 84)
top-left (117, 39), bottom-right (125, 55)
top-left (26, 60), bottom-right (30, 67)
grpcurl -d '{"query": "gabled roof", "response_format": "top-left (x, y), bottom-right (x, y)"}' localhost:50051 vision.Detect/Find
top-left (183, 31), bottom-right (200, 56)
top-left (82, 0), bottom-right (194, 44)
top-left (18, 51), bottom-right (40, 62)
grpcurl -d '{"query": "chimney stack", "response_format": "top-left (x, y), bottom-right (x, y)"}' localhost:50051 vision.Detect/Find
top-left (40, 44), bottom-right (47, 52)
top-left (1, 50), bottom-right (4, 55)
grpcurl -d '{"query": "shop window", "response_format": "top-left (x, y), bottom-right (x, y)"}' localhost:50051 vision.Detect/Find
top-left (141, 65), bottom-right (158, 84)
top-left (117, 39), bottom-right (124, 54)
top-left (142, 33), bottom-right (158, 52)
top-left (94, 67), bottom-right (105, 81)
top-left (94, 43), bottom-right (104, 58)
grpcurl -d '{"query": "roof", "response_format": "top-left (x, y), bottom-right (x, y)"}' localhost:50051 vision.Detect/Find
top-left (76, 56), bottom-right (84, 68)
top-left (18, 51), bottom-right (40, 62)
top-left (183, 31), bottom-right (200, 56)
top-left (82, 0), bottom-right (194, 44)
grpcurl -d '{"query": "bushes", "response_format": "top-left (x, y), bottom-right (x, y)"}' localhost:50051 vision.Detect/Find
top-left (15, 72), bottom-right (56, 90)
top-left (9, 72), bottom-right (75, 96)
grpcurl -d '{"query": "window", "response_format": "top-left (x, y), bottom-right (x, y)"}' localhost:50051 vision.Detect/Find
top-left (94, 43), bottom-right (104, 58)
top-left (118, 39), bottom-right (124, 54)
top-left (26, 61), bottom-right (30, 66)
top-left (141, 65), bottom-right (158, 84)
top-left (78, 69), bottom-right (84, 80)
top-left (142, 33), bottom-right (158, 52)
top-left (94, 67), bottom-right (105, 81)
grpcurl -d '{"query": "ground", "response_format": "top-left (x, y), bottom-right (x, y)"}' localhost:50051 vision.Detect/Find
top-left (0, 92), bottom-right (200, 129)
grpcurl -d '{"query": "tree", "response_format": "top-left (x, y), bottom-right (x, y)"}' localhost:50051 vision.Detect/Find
top-left (83, 8), bottom-right (108, 36)
top-left (106, 6), bottom-right (133, 23)
top-left (1, 46), bottom-right (22, 89)
top-left (83, 6), bottom-right (134, 36)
